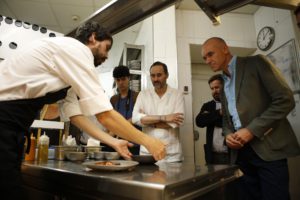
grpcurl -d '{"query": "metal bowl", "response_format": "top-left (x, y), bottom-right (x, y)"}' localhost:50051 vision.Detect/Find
top-left (82, 146), bottom-right (102, 159)
top-left (131, 155), bottom-right (156, 164)
top-left (54, 146), bottom-right (80, 161)
top-left (104, 152), bottom-right (120, 160)
top-left (94, 151), bottom-right (105, 160)
top-left (65, 152), bottom-right (86, 162)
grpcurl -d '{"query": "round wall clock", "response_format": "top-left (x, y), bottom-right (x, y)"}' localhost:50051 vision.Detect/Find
top-left (257, 26), bottom-right (275, 51)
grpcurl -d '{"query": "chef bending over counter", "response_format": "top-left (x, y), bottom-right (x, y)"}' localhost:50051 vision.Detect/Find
top-left (0, 21), bottom-right (166, 199)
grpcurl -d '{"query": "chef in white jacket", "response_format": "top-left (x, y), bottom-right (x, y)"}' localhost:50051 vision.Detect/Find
top-left (132, 61), bottom-right (185, 162)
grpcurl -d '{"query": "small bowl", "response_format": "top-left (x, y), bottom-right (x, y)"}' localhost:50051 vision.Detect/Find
top-left (82, 146), bottom-right (102, 159)
top-left (94, 151), bottom-right (105, 160)
top-left (65, 152), bottom-right (86, 162)
top-left (104, 152), bottom-right (120, 160)
top-left (82, 146), bottom-right (101, 153)
top-left (54, 146), bottom-right (80, 161)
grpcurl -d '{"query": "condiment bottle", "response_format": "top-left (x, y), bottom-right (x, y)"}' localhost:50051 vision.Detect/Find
top-left (25, 133), bottom-right (36, 161)
top-left (37, 132), bottom-right (49, 162)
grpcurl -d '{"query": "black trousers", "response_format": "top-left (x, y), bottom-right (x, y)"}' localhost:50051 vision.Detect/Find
top-left (0, 129), bottom-right (25, 200)
top-left (212, 152), bottom-right (230, 164)
top-left (237, 145), bottom-right (290, 200)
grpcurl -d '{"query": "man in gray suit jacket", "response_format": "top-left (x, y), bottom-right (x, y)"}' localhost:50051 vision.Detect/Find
top-left (201, 37), bottom-right (300, 200)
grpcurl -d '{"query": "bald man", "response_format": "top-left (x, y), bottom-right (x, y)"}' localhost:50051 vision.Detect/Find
top-left (202, 37), bottom-right (300, 200)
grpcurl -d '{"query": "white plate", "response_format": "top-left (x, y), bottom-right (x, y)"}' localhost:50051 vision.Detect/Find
top-left (82, 160), bottom-right (139, 171)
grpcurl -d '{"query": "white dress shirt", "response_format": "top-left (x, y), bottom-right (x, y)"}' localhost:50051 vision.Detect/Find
top-left (132, 85), bottom-right (185, 162)
top-left (0, 37), bottom-right (112, 116)
top-left (212, 102), bottom-right (228, 153)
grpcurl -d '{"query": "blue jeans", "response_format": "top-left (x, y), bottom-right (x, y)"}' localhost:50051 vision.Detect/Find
top-left (237, 145), bottom-right (290, 200)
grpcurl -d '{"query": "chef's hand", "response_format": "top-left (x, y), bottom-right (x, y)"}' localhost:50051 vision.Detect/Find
top-left (111, 139), bottom-right (133, 160)
top-left (225, 133), bottom-right (244, 149)
top-left (144, 137), bottom-right (166, 161)
top-left (233, 128), bottom-right (254, 145)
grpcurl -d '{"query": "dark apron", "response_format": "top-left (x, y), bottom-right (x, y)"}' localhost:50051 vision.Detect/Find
top-left (0, 87), bottom-right (70, 199)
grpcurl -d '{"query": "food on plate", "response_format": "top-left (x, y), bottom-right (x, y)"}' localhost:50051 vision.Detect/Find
top-left (95, 161), bottom-right (120, 166)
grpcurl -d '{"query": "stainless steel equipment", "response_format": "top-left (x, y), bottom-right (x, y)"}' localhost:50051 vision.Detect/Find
top-left (22, 161), bottom-right (240, 200)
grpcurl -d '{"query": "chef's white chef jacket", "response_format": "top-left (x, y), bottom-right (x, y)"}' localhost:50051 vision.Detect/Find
top-left (0, 36), bottom-right (112, 116)
top-left (132, 85), bottom-right (185, 162)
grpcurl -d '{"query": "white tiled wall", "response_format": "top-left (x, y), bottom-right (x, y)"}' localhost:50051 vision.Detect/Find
top-left (153, 6), bottom-right (178, 89)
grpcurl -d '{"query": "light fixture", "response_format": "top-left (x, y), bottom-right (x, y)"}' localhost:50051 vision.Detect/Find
top-left (71, 15), bottom-right (80, 22)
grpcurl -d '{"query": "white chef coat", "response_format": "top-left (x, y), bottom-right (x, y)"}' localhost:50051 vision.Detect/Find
top-left (132, 85), bottom-right (185, 162)
top-left (59, 88), bottom-right (111, 143)
top-left (0, 36), bottom-right (112, 116)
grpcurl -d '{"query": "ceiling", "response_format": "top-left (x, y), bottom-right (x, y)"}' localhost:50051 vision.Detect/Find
top-left (0, 0), bottom-right (112, 34)
top-left (1, 0), bottom-right (289, 64)
top-left (0, 0), bottom-right (261, 35)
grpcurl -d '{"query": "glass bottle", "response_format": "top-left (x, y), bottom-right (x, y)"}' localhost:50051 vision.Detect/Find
top-left (25, 133), bottom-right (36, 161)
top-left (37, 132), bottom-right (49, 162)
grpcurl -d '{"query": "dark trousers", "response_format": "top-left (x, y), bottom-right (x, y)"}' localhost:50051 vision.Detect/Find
top-left (237, 145), bottom-right (290, 200)
top-left (0, 129), bottom-right (25, 200)
top-left (212, 152), bottom-right (230, 164)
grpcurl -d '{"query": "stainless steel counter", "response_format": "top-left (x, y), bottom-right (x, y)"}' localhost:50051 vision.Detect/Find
top-left (21, 160), bottom-right (240, 200)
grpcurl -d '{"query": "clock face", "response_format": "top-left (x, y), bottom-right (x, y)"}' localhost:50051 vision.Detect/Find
top-left (257, 26), bottom-right (275, 51)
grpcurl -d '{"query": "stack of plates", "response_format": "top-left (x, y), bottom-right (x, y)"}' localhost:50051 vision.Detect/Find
top-left (128, 60), bottom-right (141, 70)
top-left (130, 80), bottom-right (140, 92)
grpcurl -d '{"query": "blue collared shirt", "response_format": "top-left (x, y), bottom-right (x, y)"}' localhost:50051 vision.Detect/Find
top-left (222, 56), bottom-right (242, 130)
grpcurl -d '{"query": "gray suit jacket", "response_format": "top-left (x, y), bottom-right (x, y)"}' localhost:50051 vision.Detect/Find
top-left (222, 55), bottom-right (300, 163)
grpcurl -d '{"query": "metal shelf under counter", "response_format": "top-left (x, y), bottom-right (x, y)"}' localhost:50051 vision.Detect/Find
top-left (21, 160), bottom-right (240, 200)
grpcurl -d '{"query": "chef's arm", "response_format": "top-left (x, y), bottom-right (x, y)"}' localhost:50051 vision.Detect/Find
top-left (70, 115), bottom-right (133, 159)
top-left (96, 110), bottom-right (166, 161)
top-left (141, 113), bottom-right (184, 127)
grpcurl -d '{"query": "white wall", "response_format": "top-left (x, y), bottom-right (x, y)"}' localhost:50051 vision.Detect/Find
top-left (0, 16), bottom-right (62, 60)
top-left (152, 6), bottom-right (178, 89)
top-left (254, 7), bottom-right (298, 55)
top-left (98, 18), bottom-right (153, 97)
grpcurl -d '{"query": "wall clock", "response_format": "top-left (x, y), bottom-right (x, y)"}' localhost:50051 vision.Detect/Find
top-left (257, 26), bottom-right (275, 51)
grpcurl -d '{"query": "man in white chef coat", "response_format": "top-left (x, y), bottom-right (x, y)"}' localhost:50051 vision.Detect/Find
top-left (0, 21), bottom-right (165, 199)
top-left (132, 61), bottom-right (185, 162)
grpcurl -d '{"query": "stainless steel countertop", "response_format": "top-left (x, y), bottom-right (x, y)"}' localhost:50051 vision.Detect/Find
top-left (22, 160), bottom-right (239, 200)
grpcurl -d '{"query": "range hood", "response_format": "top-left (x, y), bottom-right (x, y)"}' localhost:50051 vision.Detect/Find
top-left (67, 0), bottom-right (178, 37)
top-left (67, 0), bottom-right (298, 37)
top-left (195, 0), bottom-right (298, 24)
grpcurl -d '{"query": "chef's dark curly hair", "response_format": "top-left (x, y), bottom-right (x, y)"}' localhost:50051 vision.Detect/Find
top-left (75, 21), bottom-right (113, 45)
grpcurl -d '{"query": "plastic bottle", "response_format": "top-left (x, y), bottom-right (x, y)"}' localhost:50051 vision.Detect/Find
top-left (37, 132), bottom-right (49, 162)
top-left (25, 133), bottom-right (36, 161)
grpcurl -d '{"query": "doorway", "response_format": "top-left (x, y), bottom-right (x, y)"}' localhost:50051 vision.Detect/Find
top-left (191, 63), bottom-right (215, 165)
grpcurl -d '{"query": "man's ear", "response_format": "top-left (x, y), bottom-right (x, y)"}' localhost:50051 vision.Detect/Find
top-left (88, 33), bottom-right (96, 44)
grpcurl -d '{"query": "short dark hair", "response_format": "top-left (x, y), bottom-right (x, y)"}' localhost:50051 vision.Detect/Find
top-left (150, 61), bottom-right (168, 75)
top-left (75, 21), bottom-right (113, 45)
top-left (208, 74), bottom-right (223, 85)
top-left (294, 5), bottom-right (300, 15)
top-left (113, 65), bottom-right (130, 78)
